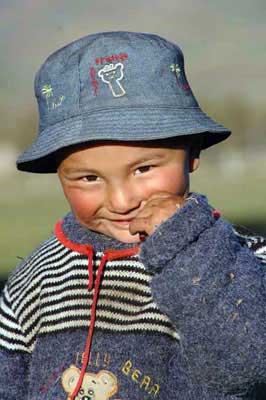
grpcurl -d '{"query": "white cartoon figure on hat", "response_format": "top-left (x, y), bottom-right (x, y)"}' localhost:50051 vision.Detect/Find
top-left (98, 63), bottom-right (126, 98)
top-left (62, 365), bottom-right (122, 400)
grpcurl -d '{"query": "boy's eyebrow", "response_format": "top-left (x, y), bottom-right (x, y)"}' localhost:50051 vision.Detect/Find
top-left (63, 153), bottom-right (166, 174)
top-left (64, 153), bottom-right (164, 173)
top-left (127, 153), bottom-right (165, 167)
top-left (62, 167), bottom-right (99, 174)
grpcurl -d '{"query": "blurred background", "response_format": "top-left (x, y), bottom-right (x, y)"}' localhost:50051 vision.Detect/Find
top-left (1, 0), bottom-right (266, 281)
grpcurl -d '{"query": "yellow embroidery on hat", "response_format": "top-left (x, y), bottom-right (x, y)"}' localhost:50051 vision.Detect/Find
top-left (170, 64), bottom-right (181, 77)
top-left (41, 84), bottom-right (53, 98)
top-left (41, 84), bottom-right (65, 110)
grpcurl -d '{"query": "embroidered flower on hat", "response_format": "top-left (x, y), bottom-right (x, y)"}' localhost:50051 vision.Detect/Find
top-left (98, 63), bottom-right (126, 98)
top-left (41, 83), bottom-right (65, 110)
top-left (170, 63), bottom-right (191, 92)
top-left (170, 63), bottom-right (181, 77)
top-left (41, 84), bottom-right (53, 98)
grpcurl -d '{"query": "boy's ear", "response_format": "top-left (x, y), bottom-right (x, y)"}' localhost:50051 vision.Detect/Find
top-left (189, 157), bottom-right (200, 172)
top-left (189, 146), bottom-right (201, 173)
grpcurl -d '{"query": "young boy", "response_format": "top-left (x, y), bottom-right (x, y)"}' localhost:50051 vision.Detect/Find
top-left (1, 31), bottom-right (266, 400)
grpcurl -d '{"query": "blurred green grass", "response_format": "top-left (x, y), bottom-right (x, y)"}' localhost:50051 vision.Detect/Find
top-left (1, 174), bottom-right (69, 276)
top-left (1, 159), bottom-right (266, 278)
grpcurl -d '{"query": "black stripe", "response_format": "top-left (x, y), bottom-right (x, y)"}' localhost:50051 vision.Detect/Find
top-left (0, 334), bottom-right (28, 348)
top-left (9, 238), bottom-right (61, 285)
top-left (104, 274), bottom-right (150, 284)
top-left (9, 254), bottom-right (84, 304)
top-left (96, 302), bottom-right (159, 316)
top-left (37, 292), bottom-right (151, 309)
top-left (9, 244), bottom-right (69, 294)
top-left (15, 292), bottom-right (40, 321)
top-left (39, 301), bottom-right (162, 320)
top-left (40, 314), bottom-right (173, 329)
top-left (38, 325), bottom-right (177, 339)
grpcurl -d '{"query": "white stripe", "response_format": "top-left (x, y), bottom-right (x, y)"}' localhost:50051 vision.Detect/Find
top-left (103, 269), bottom-right (150, 281)
top-left (15, 261), bottom-right (152, 319)
top-left (13, 285), bottom-right (41, 316)
top-left (98, 298), bottom-right (157, 312)
top-left (40, 285), bottom-right (151, 308)
top-left (95, 320), bottom-right (178, 338)
top-left (0, 298), bottom-right (16, 319)
top-left (40, 275), bottom-right (151, 296)
top-left (0, 325), bottom-right (28, 345)
top-left (10, 237), bottom-right (59, 284)
top-left (255, 246), bottom-right (266, 256)
top-left (0, 314), bottom-right (22, 332)
top-left (39, 307), bottom-right (169, 324)
top-left (0, 337), bottom-right (31, 353)
top-left (20, 288), bottom-right (158, 329)
top-left (93, 288), bottom-right (151, 302)
top-left (99, 279), bottom-right (151, 293)
top-left (39, 318), bottom-right (179, 340)
top-left (9, 243), bottom-right (69, 294)
top-left (105, 259), bottom-right (144, 269)
top-left (21, 297), bottom-right (158, 330)
top-left (11, 253), bottom-right (82, 310)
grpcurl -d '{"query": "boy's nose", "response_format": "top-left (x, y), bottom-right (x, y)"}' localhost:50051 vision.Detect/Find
top-left (106, 183), bottom-right (141, 214)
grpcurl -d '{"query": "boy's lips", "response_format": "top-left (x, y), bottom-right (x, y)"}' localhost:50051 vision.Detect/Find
top-left (111, 219), bottom-right (133, 225)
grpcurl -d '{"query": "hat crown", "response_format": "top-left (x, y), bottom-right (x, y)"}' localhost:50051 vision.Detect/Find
top-left (17, 31), bottom-right (230, 173)
top-left (35, 32), bottom-right (198, 131)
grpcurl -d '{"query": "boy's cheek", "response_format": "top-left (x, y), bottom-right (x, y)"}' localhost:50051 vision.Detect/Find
top-left (147, 168), bottom-right (189, 198)
top-left (64, 190), bottom-right (99, 219)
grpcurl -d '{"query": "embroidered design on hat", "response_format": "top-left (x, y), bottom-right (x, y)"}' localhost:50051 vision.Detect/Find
top-left (169, 64), bottom-right (190, 92)
top-left (98, 63), bottom-right (126, 98)
top-left (90, 67), bottom-right (99, 96)
top-left (95, 53), bottom-right (128, 65)
top-left (41, 84), bottom-right (65, 110)
top-left (41, 84), bottom-right (53, 98)
top-left (170, 63), bottom-right (181, 77)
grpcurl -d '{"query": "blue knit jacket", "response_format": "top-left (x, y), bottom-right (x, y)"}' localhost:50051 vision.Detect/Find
top-left (1, 193), bottom-right (266, 400)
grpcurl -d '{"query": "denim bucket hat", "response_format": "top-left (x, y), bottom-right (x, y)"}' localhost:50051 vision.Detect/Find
top-left (17, 31), bottom-right (231, 173)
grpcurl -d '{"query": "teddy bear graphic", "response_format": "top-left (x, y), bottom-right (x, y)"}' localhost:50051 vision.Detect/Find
top-left (98, 63), bottom-right (126, 98)
top-left (62, 365), bottom-right (121, 400)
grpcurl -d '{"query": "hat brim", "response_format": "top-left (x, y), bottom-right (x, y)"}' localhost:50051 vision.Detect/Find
top-left (16, 107), bottom-right (230, 173)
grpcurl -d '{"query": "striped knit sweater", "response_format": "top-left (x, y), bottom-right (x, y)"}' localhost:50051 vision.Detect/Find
top-left (1, 193), bottom-right (266, 400)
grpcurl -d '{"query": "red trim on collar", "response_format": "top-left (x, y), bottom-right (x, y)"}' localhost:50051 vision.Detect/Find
top-left (55, 220), bottom-right (93, 255)
top-left (54, 219), bottom-right (140, 256)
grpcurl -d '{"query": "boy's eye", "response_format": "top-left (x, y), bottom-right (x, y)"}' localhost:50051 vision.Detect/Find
top-left (135, 165), bottom-right (152, 175)
top-left (81, 175), bottom-right (100, 182)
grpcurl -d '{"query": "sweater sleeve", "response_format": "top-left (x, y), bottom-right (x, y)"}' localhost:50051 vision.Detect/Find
top-left (0, 285), bottom-right (31, 399)
top-left (140, 193), bottom-right (266, 396)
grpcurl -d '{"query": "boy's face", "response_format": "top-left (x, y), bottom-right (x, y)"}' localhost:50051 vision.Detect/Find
top-left (57, 141), bottom-right (199, 243)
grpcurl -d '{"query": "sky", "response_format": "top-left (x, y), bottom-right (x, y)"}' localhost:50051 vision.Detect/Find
top-left (1, 0), bottom-right (266, 147)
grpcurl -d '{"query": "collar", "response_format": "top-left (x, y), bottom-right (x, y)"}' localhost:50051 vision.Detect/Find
top-left (60, 211), bottom-right (141, 252)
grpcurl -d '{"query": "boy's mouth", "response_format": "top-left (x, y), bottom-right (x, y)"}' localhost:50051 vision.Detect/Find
top-left (111, 219), bottom-right (133, 225)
